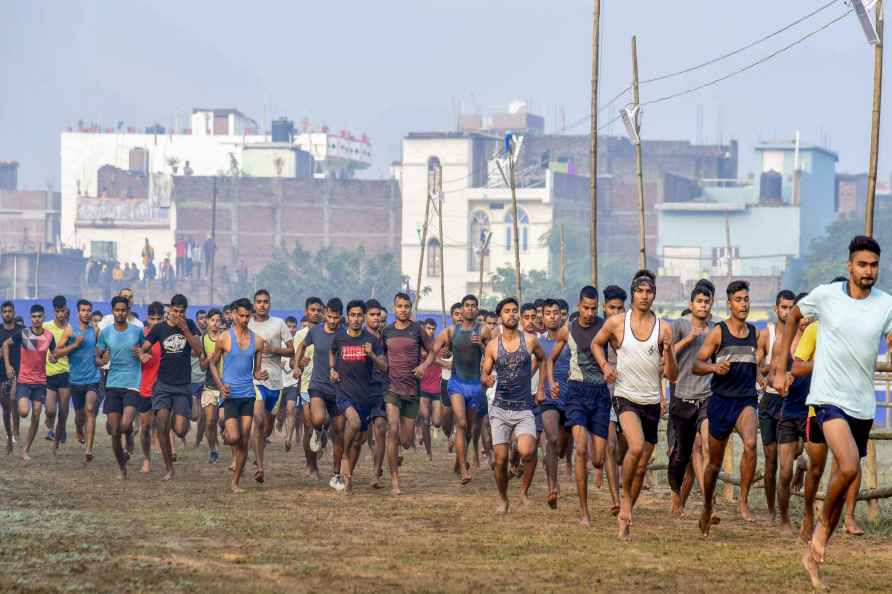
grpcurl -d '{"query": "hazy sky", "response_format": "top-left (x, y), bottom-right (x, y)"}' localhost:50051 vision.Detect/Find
top-left (2, 0), bottom-right (888, 189)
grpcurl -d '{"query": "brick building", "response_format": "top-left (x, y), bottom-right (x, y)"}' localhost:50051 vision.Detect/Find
top-left (0, 189), bottom-right (61, 252)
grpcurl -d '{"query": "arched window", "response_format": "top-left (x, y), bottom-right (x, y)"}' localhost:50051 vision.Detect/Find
top-left (427, 237), bottom-right (441, 277)
top-left (468, 210), bottom-right (491, 271)
top-left (505, 208), bottom-right (530, 252)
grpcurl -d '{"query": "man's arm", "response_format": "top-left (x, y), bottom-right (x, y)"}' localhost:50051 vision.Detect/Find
top-left (672, 320), bottom-right (701, 356)
top-left (791, 357), bottom-right (813, 378)
top-left (264, 322), bottom-right (294, 357)
top-left (481, 340), bottom-right (496, 387)
top-left (209, 334), bottom-right (228, 396)
top-left (546, 325), bottom-right (569, 399)
top-left (693, 327), bottom-right (725, 376)
top-left (366, 339), bottom-right (388, 373)
top-left (2, 338), bottom-right (13, 378)
top-left (771, 306), bottom-right (803, 391)
top-left (592, 316), bottom-right (619, 383)
top-left (253, 336), bottom-right (268, 382)
top-left (530, 335), bottom-right (547, 404)
top-left (53, 326), bottom-right (81, 358)
top-left (659, 320), bottom-right (678, 382)
top-left (423, 327), bottom-right (451, 369)
top-left (182, 320), bottom-right (205, 360)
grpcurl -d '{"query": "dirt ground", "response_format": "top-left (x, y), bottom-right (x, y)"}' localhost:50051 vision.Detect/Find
top-left (1, 423), bottom-right (891, 594)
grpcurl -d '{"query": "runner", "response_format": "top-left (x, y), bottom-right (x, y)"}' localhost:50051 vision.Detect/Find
top-left (4, 304), bottom-right (55, 462)
top-left (98, 288), bottom-right (143, 448)
top-left (364, 299), bottom-right (389, 487)
top-left (382, 292), bottom-right (434, 495)
top-left (557, 299), bottom-right (570, 326)
top-left (141, 294), bottom-right (204, 480)
top-left (44, 295), bottom-right (71, 450)
top-left (694, 280), bottom-right (763, 536)
top-left (518, 302), bottom-right (543, 502)
top-left (430, 302), bottom-right (460, 450)
top-left (282, 315), bottom-right (302, 452)
top-left (547, 285), bottom-right (611, 526)
top-left (538, 298), bottom-right (571, 509)
top-left (138, 302), bottom-right (164, 473)
top-left (429, 294), bottom-right (490, 484)
top-left (292, 297), bottom-right (324, 478)
top-left (295, 298), bottom-right (345, 490)
top-left (771, 236), bottom-right (892, 589)
top-left (667, 283), bottom-right (715, 516)
top-left (602, 285), bottom-right (628, 516)
top-left (756, 289), bottom-right (796, 522)
top-left (96, 296), bottom-right (146, 479)
top-left (53, 299), bottom-right (101, 463)
top-left (0, 301), bottom-right (20, 452)
top-left (417, 318), bottom-right (441, 462)
top-left (200, 308), bottom-right (224, 464)
top-left (594, 271), bottom-right (677, 539)
top-left (209, 298), bottom-right (266, 493)
top-left (330, 300), bottom-right (387, 494)
top-left (189, 313), bottom-right (207, 449)
top-left (482, 297), bottom-right (547, 514)
top-left (247, 289), bottom-right (293, 484)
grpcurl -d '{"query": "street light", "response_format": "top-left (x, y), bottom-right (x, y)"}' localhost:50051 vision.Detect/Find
top-left (620, 103), bottom-right (642, 145)
top-left (852, 0), bottom-right (881, 45)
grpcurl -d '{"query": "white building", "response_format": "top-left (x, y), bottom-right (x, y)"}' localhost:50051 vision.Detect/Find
top-left (60, 108), bottom-right (371, 268)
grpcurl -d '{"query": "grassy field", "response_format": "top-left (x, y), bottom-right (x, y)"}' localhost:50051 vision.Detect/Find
top-left (1, 423), bottom-right (891, 594)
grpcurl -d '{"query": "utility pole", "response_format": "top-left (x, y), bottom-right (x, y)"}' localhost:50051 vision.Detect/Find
top-left (724, 210), bottom-right (733, 283)
top-left (866, 0), bottom-right (884, 237)
top-left (477, 230), bottom-right (492, 299)
top-left (495, 139), bottom-right (523, 301)
top-left (559, 224), bottom-right (567, 292)
top-left (209, 176), bottom-right (218, 304)
top-left (723, 209), bottom-right (736, 504)
top-left (589, 0), bottom-right (601, 287)
top-left (415, 180), bottom-right (432, 312)
top-left (631, 36), bottom-right (646, 270)
top-left (435, 162), bottom-right (447, 328)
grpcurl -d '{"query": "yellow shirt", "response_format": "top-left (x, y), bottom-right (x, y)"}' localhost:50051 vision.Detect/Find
top-left (793, 322), bottom-right (818, 362)
top-left (45, 320), bottom-right (70, 376)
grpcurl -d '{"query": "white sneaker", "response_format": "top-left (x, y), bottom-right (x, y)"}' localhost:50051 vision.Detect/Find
top-left (329, 474), bottom-right (346, 491)
top-left (309, 429), bottom-right (322, 453)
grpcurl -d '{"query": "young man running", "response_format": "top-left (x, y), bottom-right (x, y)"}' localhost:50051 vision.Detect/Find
top-left (97, 296), bottom-right (146, 479)
top-left (364, 299), bottom-right (389, 487)
top-left (200, 308), bottom-right (224, 464)
top-left (1, 301), bottom-right (21, 453)
top-left (429, 294), bottom-right (490, 484)
top-left (482, 297), bottom-right (547, 514)
top-left (538, 298), bottom-right (571, 509)
top-left (548, 286), bottom-right (611, 526)
top-left (694, 280), bottom-right (763, 536)
top-left (209, 298), bottom-right (266, 493)
top-left (282, 315), bottom-right (301, 452)
top-left (248, 289), bottom-right (293, 483)
top-left (142, 294), bottom-right (204, 480)
top-left (417, 318), bottom-right (441, 462)
top-left (602, 285), bottom-right (628, 516)
top-left (756, 289), bottom-right (796, 522)
top-left (594, 271), bottom-right (677, 539)
top-left (295, 298), bottom-right (346, 490)
top-left (138, 302), bottom-right (164, 473)
top-left (430, 303), bottom-right (460, 451)
top-left (330, 300), bottom-right (387, 494)
top-left (44, 295), bottom-right (71, 450)
top-left (382, 292), bottom-right (433, 494)
top-left (667, 284), bottom-right (715, 516)
top-left (53, 299), bottom-right (101, 463)
top-left (771, 236), bottom-right (892, 589)
top-left (293, 297), bottom-right (324, 477)
top-left (4, 304), bottom-right (55, 462)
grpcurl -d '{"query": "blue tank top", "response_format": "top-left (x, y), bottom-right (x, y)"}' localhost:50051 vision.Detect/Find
top-left (451, 323), bottom-right (484, 382)
top-left (69, 323), bottom-right (100, 385)
top-left (493, 331), bottom-right (533, 411)
top-left (540, 332), bottom-right (570, 392)
top-left (222, 328), bottom-right (256, 398)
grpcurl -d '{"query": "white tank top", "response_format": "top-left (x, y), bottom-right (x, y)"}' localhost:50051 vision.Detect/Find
top-left (614, 310), bottom-right (662, 405)
top-left (765, 323), bottom-right (778, 395)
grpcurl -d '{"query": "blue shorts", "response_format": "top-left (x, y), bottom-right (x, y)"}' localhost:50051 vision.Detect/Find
top-left (309, 388), bottom-right (339, 418)
top-left (811, 404), bottom-right (873, 458)
top-left (70, 383), bottom-right (99, 410)
top-left (254, 385), bottom-right (282, 414)
top-left (534, 405), bottom-right (543, 434)
top-left (447, 377), bottom-right (485, 414)
top-left (337, 397), bottom-right (375, 432)
top-left (708, 394), bottom-right (757, 441)
top-left (563, 381), bottom-right (611, 439)
top-left (16, 383), bottom-right (46, 404)
top-left (369, 395), bottom-right (386, 420)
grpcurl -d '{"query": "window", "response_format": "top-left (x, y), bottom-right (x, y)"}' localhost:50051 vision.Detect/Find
top-left (427, 237), bottom-right (441, 277)
top-left (91, 240), bottom-right (117, 262)
top-left (505, 208), bottom-right (530, 251)
top-left (468, 210), bottom-right (491, 271)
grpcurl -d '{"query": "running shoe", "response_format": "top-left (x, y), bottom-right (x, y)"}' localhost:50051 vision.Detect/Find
top-left (45, 430), bottom-right (55, 442)
top-left (309, 429), bottom-right (322, 453)
top-left (329, 474), bottom-right (346, 492)
top-left (208, 450), bottom-right (220, 464)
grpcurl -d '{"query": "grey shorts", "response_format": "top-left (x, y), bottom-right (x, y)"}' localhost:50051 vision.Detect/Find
top-left (151, 381), bottom-right (192, 418)
top-left (489, 405), bottom-right (536, 446)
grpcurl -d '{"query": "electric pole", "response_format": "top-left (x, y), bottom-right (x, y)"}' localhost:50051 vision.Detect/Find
top-left (590, 0), bottom-right (601, 287)
top-left (209, 176), bottom-right (218, 304)
top-left (866, 0), bottom-right (884, 237)
top-left (632, 36), bottom-right (646, 270)
top-left (559, 224), bottom-right (567, 292)
top-left (435, 161), bottom-right (447, 328)
top-left (496, 138), bottom-right (523, 301)
top-left (415, 164), bottom-right (434, 311)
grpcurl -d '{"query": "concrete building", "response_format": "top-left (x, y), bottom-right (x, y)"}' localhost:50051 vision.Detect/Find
top-left (0, 161), bottom-right (18, 190)
top-left (656, 141), bottom-right (839, 300)
top-left (0, 188), bottom-right (62, 253)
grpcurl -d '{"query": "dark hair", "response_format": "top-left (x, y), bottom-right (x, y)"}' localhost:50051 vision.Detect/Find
top-left (305, 296), bottom-right (323, 309)
top-left (690, 285), bottom-right (712, 302)
top-left (680, 308), bottom-right (693, 317)
top-left (849, 235), bottom-right (881, 258)
top-left (633, 269), bottom-right (656, 282)
top-left (1, 301), bottom-right (13, 310)
top-left (148, 301), bottom-right (164, 317)
top-left (299, 316), bottom-right (308, 323)
top-left (543, 298), bottom-right (560, 310)
top-left (207, 308), bottom-right (223, 320)
top-left (253, 289), bottom-right (270, 301)
top-left (380, 306), bottom-right (388, 315)
top-left (485, 310), bottom-right (497, 319)
top-left (393, 292), bottom-right (412, 305)
top-left (521, 302), bottom-right (536, 316)
top-left (533, 299), bottom-right (545, 309)
top-left (170, 294), bottom-right (188, 309)
top-left (794, 292), bottom-right (808, 305)
top-left (233, 298), bottom-right (253, 312)
top-left (345, 299), bottom-right (367, 315)
top-left (327, 298), bottom-right (344, 315)
top-left (775, 290), bottom-right (796, 305)
top-left (76, 299), bottom-right (92, 310)
top-left (603, 285), bottom-right (627, 303)
top-left (496, 297), bottom-right (519, 316)
top-left (631, 269), bottom-right (657, 293)
top-left (726, 280), bottom-right (750, 297)
top-left (423, 318), bottom-right (437, 327)
top-left (30, 304), bottom-right (44, 314)
top-left (460, 294), bottom-right (479, 307)
top-left (365, 299), bottom-right (383, 311)
top-left (52, 295), bottom-right (67, 309)
top-left (450, 302), bottom-right (462, 313)
top-left (557, 299), bottom-right (569, 312)
top-left (110, 296), bottom-right (130, 310)
top-left (569, 311), bottom-right (580, 322)
top-left (285, 315), bottom-right (298, 325)
top-left (579, 285), bottom-right (599, 302)
top-left (831, 276), bottom-right (848, 283)
top-left (695, 278), bottom-right (716, 296)
top-left (92, 310), bottom-right (102, 318)
top-left (196, 309), bottom-right (207, 317)
top-left (222, 305), bottom-right (231, 312)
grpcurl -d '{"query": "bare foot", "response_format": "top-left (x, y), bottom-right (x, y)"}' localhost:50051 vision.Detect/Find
top-left (738, 503), bottom-right (755, 523)
top-left (670, 492), bottom-right (685, 517)
top-left (141, 459), bottom-right (151, 474)
top-left (6, 440), bottom-right (12, 455)
top-left (284, 440), bottom-right (292, 453)
top-left (21, 451), bottom-right (31, 464)
top-left (162, 469), bottom-right (174, 481)
top-left (579, 514), bottom-right (591, 527)
top-left (254, 468), bottom-right (265, 484)
top-left (391, 476), bottom-right (401, 496)
top-left (778, 520), bottom-right (795, 536)
top-left (231, 483), bottom-right (245, 494)
top-left (610, 504), bottom-right (620, 517)
top-left (547, 490), bottom-right (558, 510)
top-left (495, 500), bottom-right (509, 515)
top-left (844, 516), bottom-right (864, 536)
top-left (345, 476), bottom-right (353, 495)
top-left (800, 513), bottom-right (815, 544)
top-left (617, 514), bottom-right (631, 540)
top-left (698, 508), bottom-right (720, 538)
top-left (811, 520), bottom-right (829, 564)
top-left (519, 493), bottom-right (531, 507)
top-left (802, 545), bottom-right (827, 590)
top-left (85, 451), bottom-right (94, 464)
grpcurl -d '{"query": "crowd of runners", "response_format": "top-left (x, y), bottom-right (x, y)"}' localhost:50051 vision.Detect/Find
top-left (1, 234), bottom-right (891, 589)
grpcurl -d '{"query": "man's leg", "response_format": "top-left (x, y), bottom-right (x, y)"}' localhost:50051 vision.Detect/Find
top-left (570, 425), bottom-right (593, 526)
top-left (517, 432), bottom-right (538, 507)
top-left (605, 421), bottom-right (621, 515)
top-left (330, 413), bottom-right (346, 480)
top-left (418, 397), bottom-right (432, 461)
top-left (493, 442), bottom-right (511, 513)
top-left (668, 406), bottom-right (697, 516)
top-left (844, 467), bottom-right (864, 535)
top-left (223, 414), bottom-right (247, 493)
top-left (1, 381), bottom-right (12, 454)
top-left (371, 415), bottom-right (387, 488)
top-left (699, 432), bottom-right (728, 537)
top-left (541, 409), bottom-right (563, 509)
top-left (303, 402), bottom-right (318, 477)
top-left (692, 431), bottom-right (705, 493)
top-left (193, 393), bottom-right (206, 447)
top-left (252, 400), bottom-right (268, 483)
top-left (811, 419), bottom-right (861, 562)
top-left (762, 440), bottom-right (779, 522)
top-left (19, 396), bottom-right (40, 462)
top-left (385, 403), bottom-right (403, 495)
top-left (155, 408), bottom-right (175, 480)
top-left (340, 407), bottom-right (362, 494)
top-left (734, 406), bottom-right (758, 522)
top-left (801, 442), bottom-right (827, 542)
top-left (83, 391), bottom-right (99, 461)
top-left (205, 404), bottom-right (219, 460)
top-left (777, 440), bottom-right (798, 532)
top-left (44, 387), bottom-right (58, 436)
top-left (285, 399), bottom-right (297, 452)
top-left (107, 410), bottom-right (128, 479)
top-left (139, 410), bottom-right (153, 473)
top-left (616, 410), bottom-right (651, 540)
top-left (450, 395), bottom-right (472, 483)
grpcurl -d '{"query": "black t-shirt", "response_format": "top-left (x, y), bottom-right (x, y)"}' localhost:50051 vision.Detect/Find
top-left (147, 320), bottom-right (200, 386)
top-left (0, 325), bottom-right (22, 378)
top-left (330, 328), bottom-right (382, 404)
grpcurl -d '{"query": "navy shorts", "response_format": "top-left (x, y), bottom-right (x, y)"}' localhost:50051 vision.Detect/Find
top-left (758, 393), bottom-right (784, 446)
top-left (223, 397), bottom-right (254, 420)
top-left (309, 388), bottom-right (339, 418)
top-left (151, 382), bottom-right (192, 418)
top-left (338, 397), bottom-right (375, 432)
top-left (708, 394), bottom-right (757, 442)
top-left (808, 405), bottom-right (873, 458)
top-left (46, 372), bottom-right (69, 392)
top-left (563, 381), bottom-right (611, 439)
top-left (70, 384), bottom-right (99, 410)
top-left (369, 395), bottom-right (386, 420)
top-left (103, 388), bottom-right (141, 415)
top-left (16, 383), bottom-right (46, 404)
top-left (447, 377), bottom-right (484, 414)
top-left (534, 405), bottom-right (544, 433)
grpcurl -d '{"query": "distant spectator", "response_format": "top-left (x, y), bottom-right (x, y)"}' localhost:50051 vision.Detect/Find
top-left (191, 239), bottom-right (202, 280)
top-left (183, 160), bottom-right (193, 176)
top-left (203, 236), bottom-right (215, 278)
top-left (160, 257), bottom-right (174, 291)
top-left (184, 239), bottom-right (193, 279)
top-left (175, 235), bottom-right (186, 279)
top-left (144, 260), bottom-right (156, 282)
top-left (112, 262), bottom-right (124, 282)
top-left (141, 238), bottom-right (155, 269)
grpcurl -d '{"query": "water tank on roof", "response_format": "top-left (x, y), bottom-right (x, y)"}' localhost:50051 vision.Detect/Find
top-left (272, 118), bottom-right (294, 143)
top-left (760, 170), bottom-right (783, 202)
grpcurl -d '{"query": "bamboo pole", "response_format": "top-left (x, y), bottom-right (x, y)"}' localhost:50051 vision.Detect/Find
top-left (589, 0), bottom-right (601, 286)
top-left (631, 36), bottom-right (646, 270)
top-left (865, 0), bottom-right (884, 236)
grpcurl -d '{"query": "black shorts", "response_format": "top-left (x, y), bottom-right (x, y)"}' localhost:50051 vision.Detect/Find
top-left (70, 383), bottom-right (99, 410)
top-left (613, 397), bottom-right (661, 445)
top-left (807, 405), bottom-right (873, 458)
top-left (758, 393), bottom-right (784, 446)
top-left (151, 381), bottom-right (192, 418)
top-left (46, 373), bottom-right (70, 392)
top-left (283, 386), bottom-right (299, 403)
top-left (223, 397), bottom-right (255, 420)
top-left (440, 379), bottom-right (451, 408)
top-left (309, 388), bottom-right (339, 418)
top-left (103, 388), bottom-right (141, 415)
top-left (777, 416), bottom-right (806, 445)
top-left (708, 394), bottom-right (757, 442)
top-left (369, 396), bottom-right (386, 420)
